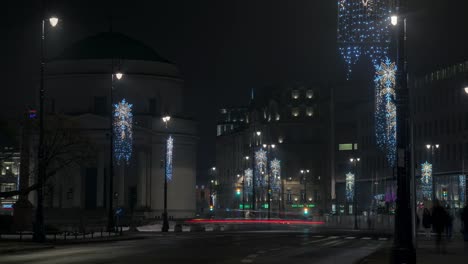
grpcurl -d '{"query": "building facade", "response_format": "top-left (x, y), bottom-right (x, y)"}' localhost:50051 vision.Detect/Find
top-left (215, 85), bottom-right (332, 218)
top-left (20, 32), bottom-right (198, 227)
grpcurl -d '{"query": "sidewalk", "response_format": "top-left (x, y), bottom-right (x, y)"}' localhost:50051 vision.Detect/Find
top-left (359, 237), bottom-right (468, 263)
top-left (0, 232), bottom-right (149, 255)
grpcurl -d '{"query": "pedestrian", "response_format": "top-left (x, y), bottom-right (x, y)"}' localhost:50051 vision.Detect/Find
top-left (422, 207), bottom-right (432, 239)
top-left (445, 205), bottom-right (453, 241)
top-left (462, 204), bottom-right (468, 242)
top-left (432, 200), bottom-right (448, 253)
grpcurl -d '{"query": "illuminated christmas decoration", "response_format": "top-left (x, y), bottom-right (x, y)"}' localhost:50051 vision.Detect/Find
top-left (270, 159), bottom-right (281, 192)
top-left (345, 172), bottom-right (355, 201)
top-left (166, 136), bottom-right (173, 181)
top-left (113, 99), bottom-right (133, 164)
top-left (460, 175), bottom-right (466, 204)
top-left (421, 161), bottom-right (432, 199)
top-left (244, 168), bottom-right (253, 188)
top-left (337, 0), bottom-right (393, 78)
top-left (255, 149), bottom-right (268, 186)
top-left (375, 58), bottom-right (397, 166)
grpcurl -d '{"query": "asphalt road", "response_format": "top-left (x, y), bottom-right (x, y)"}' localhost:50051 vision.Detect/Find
top-left (0, 230), bottom-right (391, 264)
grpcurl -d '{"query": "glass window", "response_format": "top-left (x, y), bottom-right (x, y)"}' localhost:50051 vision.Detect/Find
top-left (338, 144), bottom-right (353, 151)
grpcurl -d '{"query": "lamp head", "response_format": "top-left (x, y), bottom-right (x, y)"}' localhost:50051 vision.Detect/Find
top-left (115, 72), bottom-right (123, 80)
top-left (49, 17), bottom-right (59, 27)
top-left (391, 15), bottom-right (398, 26)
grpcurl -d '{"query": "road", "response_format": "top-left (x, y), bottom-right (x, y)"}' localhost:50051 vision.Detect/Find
top-left (1, 230), bottom-right (391, 264)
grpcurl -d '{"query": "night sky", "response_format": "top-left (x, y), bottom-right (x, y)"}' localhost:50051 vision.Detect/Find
top-left (2, 0), bottom-right (468, 182)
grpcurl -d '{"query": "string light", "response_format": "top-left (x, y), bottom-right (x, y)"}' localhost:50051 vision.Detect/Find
top-left (421, 161), bottom-right (432, 199)
top-left (459, 175), bottom-right (466, 204)
top-left (345, 172), bottom-right (355, 201)
top-left (337, 0), bottom-right (393, 78)
top-left (375, 58), bottom-right (397, 166)
top-left (113, 99), bottom-right (133, 164)
top-left (270, 159), bottom-right (281, 192)
top-left (255, 149), bottom-right (268, 186)
top-left (166, 136), bottom-right (173, 181)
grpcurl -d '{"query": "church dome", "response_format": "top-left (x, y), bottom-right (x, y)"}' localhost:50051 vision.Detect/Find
top-left (53, 32), bottom-right (171, 63)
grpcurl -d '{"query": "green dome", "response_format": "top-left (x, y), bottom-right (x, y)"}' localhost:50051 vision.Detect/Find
top-left (54, 32), bottom-right (172, 63)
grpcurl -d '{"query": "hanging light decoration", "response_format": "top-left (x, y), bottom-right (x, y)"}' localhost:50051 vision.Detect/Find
top-left (255, 149), bottom-right (268, 186)
top-left (166, 136), bottom-right (174, 181)
top-left (375, 58), bottom-right (397, 166)
top-left (270, 159), bottom-right (281, 192)
top-left (337, 0), bottom-right (393, 78)
top-left (421, 161), bottom-right (433, 199)
top-left (459, 175), bottom-right (466, 204)
top-left (113, 99), bottom-right (133, 164)
top-left (346, 172), bottom-right (355, 202)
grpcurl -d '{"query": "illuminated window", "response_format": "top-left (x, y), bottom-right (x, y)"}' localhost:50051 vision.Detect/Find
top-left (292, 108), bottom-right (299, 117)
top-left (338, 143), bottom-right (355, 151)
top-left (292, 90), bottom-right (299, 99)
top-left (306, 90), bottom-right (314, 99)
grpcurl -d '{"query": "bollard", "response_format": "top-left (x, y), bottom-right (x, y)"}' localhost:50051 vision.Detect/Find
top-left (91, 231), bottom-right (94, 239)
top-left (74, 231), bottom-right (78, 240)
top-left (19, 231), bottom-right (22, 241)
top-left (120, 226), bottom-right (123, 236)
top-left (64, 232), bottom-right (67, 241)
top-left (100, 228), bottom-right (103, 238)
top-left (54, 233), bottom-right (57, 242)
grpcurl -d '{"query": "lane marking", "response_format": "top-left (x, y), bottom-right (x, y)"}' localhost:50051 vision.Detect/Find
top-left (247, 254), bottom-right (258, 258)
top-left (378, 237), bottom-right (388, 241)
top-left (257, 250), bottom-right (266, 254)
top-left (241, 259), bottom-right (253, 263)
top-left (345, 237), bottom-right (356, 240)
top-left (300, 236), bottom-right (337, 246)
top-left (312, 235), bottom-right (324, 238)
top-left (270, 248), bottom-right (281, 251)
top-left (361, 237), bottom-right (371, 240)
top-left (329, 236), bottom-right (339, 239)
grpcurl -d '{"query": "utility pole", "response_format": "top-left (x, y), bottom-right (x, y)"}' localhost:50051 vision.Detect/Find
top-left (392, 0), bottom-right (416, 262)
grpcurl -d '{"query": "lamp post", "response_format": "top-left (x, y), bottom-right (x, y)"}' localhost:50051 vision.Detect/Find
top-left (34, 12), bottom-right (59, 243)
top-left (350, 158), bottom-right (360, 230)
top-left (392, 1), bottom-right (416, 262)
top-left (243, 156), bottom-right (249, 218)
top-left (106, 71), bottom-right (123, 232)
top-left (161, 115), bottom-right (171, 232)
top-left (263, 144), bottom-right (275, 220)
top-left (425, 144), bottom-right (439, 202)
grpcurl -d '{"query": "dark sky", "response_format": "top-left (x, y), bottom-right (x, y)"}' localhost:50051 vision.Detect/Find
top-left (2, 0), bottom-right (468, 181)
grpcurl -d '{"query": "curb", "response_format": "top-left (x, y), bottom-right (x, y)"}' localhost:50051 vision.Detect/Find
top-left (0, 245), bottom-right (55, 255)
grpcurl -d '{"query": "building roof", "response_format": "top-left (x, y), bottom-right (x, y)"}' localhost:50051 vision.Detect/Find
top-left (53, 32), bottom-right (172, 63)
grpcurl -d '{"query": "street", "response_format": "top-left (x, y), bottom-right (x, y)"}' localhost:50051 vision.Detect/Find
top-left (0, 230), bottom-right (391, 264)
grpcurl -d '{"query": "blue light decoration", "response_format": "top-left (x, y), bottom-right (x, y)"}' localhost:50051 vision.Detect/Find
top-left (337, 0), bottom-right (393, 78)
top-left (421, 162), bottom-right (433, 200)
top-left (459, 175), bottom-right (466, 204)
top-left (244, 168), bottom-right (253, 190)
top-left (166, 136), bottom-right (174, 181)
top-left (345, 172), bottom-right (355, 201)
top-left (270, 159), bottom-right (281, 192)
top-left (113, 99), bottom-right (133, 164)
top-left (255, 149), bottom-right (268, 186)
top-left (375, 58), bottom-right (397, 166)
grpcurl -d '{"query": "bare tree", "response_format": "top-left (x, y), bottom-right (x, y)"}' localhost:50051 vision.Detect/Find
top-left (0, 116), bottom-right (94, 199)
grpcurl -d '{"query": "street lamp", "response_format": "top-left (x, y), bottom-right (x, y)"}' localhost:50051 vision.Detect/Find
top-left (391, 15), bottom-right (398, 26)
top-left (107, 71), bottom-right (123, 233)
top-left (263, 144), bottom-right (276, 219)
top-left (161, 115), bottom-right (171, 232)
top-left (350, 157), bottom-right (360, 230)
top-left (35, 13), bottom-right (60, 243)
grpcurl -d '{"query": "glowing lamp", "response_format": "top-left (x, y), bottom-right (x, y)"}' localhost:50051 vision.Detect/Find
top-left (115, 72), bottom-right (123, 80)
top-left (49, 17), bottom-right (59, 27)
top-left (256, 131), bottom-right (261, 136)
top-left (464, 86), bottom-right (468, 94)
top-left (391, 15), bottom-right (398, 26)
top-left (426, 144), bottom-right (431, 149)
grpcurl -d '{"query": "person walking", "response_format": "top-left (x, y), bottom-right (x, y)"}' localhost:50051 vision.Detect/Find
top-left (462, 204), bottom-right (468, 242)
top-left (432, 200), bottom-right (448, 253)
top-left (422, 207), bottom-right (432, 239)
top-left (445, 205), bottom-right (453, 241)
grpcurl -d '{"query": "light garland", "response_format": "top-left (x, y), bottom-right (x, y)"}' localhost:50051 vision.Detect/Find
top-left (337, 0), bottom-right (393, 78)
top-left (270, 159), bottom-right (281, 192)
top-left (255, 149), bottom-right (268, 186)
top-left (460, 175), bottom-right (466, 204)
top-left (375, 58), bottom-right (397, 166)
top-left (345, 172), bottom-right (355, 202)
top-left (421, 161), bottom-right (432, 199)
top-left (113, 99), bottom-right (133, 164)
top-left (166, 136), bottom-right (173, 181)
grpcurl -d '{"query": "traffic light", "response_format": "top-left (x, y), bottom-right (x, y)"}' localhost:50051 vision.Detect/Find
top-left (303, 208), bottom-right (309, 215)
top-left (236, 188), bottom-right (241, 195)
top-left (209, 205), bottom-right (214, 211)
